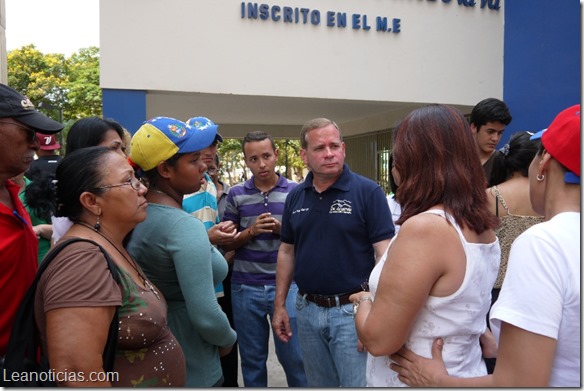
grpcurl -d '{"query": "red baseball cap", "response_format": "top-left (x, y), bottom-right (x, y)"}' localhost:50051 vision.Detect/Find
top-left (530, 104), bottom-right (580, 184)
top-left (35, 132), bottom-right (61, 150)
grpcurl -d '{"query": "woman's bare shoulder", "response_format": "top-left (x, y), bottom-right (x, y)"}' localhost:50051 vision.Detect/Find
top-left (398, 210), bottom-right (458, 243)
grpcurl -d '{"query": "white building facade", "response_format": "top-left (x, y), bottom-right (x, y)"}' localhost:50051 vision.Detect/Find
top-left (98, 0), bottom-right (579, 188)
top-left (100, 0), bottom-right (512, 138)
top-left (99, 0), bottom-right (579, 141)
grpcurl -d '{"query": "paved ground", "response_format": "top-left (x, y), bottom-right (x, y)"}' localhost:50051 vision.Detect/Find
top-left (237, 334), bottom-right (288, 387)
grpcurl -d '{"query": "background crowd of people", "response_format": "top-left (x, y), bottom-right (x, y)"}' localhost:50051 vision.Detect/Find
top-left (0, 81), bottom-right (580, 387)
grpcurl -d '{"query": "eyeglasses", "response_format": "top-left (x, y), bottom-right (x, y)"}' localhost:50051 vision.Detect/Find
top-left (207, 167), bottom-right (218, 174)
top-left (0, 120), bottom-right (36, 142)
top-left (92, 176), bottom-right (147, 192)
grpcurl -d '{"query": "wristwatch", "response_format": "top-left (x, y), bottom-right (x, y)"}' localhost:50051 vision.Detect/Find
top-left (353, 295), bottom-right (373, 315)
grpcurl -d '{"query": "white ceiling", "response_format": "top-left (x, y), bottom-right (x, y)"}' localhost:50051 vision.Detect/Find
top-left (145, 90), bottom-right (472, 139)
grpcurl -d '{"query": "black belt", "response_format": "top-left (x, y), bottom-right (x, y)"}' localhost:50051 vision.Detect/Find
top-left (299, 289), bottom-right (362, 308)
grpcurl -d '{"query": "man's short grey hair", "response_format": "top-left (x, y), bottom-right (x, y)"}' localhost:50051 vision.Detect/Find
top-left (300, 118), bottom-right (342, 149)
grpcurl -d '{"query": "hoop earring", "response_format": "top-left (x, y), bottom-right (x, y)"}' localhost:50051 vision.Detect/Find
top-left (94, 215), bottom-right (101, 231)
top-left (536, 174), bottom-right (545, 182)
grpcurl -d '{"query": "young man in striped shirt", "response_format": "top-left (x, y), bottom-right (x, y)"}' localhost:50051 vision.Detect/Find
top-left (222, 131), bottom-right (307, 387)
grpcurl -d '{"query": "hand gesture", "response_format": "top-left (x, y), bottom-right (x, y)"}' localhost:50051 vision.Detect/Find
top-left (208, 221), bottom-right (238, 246)
top-left (250, 212), bottom-right (279, 236)
top-left (389, 338), bottom-right (448, 387)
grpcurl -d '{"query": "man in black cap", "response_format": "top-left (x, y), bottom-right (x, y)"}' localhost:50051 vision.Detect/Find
top-left (0, 83), bottom-right (63, 362)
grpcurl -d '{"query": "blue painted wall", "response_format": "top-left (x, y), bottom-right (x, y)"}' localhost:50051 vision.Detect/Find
top-left (502, 0), bottom-right (581, 145)
top-left (102, 89), bottom-right (147, 134)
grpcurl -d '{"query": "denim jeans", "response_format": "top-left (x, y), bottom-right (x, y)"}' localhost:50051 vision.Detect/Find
top-left (295, 293), bottom-right (367, 387)
top-left (231, 282), bottom-right (307, 387)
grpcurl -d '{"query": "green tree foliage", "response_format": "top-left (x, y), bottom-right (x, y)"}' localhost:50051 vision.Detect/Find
top-left (275, 139), bottom-right (305, 181)
top-left (66, 47), bottom-right (102, 117)
top-left (7, 44), bottom-right (68, 113)
top-left (217, 138), bottom-right (246, 185)
top-left (7, 44), bottom-right (101, 124)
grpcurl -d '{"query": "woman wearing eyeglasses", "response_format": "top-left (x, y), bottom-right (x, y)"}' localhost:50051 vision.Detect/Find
top-left (35, 146), bottom-right (186, 386)
top-left (126, 117), bottom-right (237, 387)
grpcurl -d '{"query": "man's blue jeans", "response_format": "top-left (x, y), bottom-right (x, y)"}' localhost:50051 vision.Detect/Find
top-left (231, 282), bottom-right (307, 387)
top-left (295, 293), bottom-right (367, 387)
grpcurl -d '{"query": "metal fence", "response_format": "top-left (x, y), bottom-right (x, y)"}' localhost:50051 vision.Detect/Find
top-left (344, 128), bottom-right (394, 194)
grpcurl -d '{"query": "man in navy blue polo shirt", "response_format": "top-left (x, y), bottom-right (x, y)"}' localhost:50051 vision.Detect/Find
top-left (272, 118), bottom-right (394, 387)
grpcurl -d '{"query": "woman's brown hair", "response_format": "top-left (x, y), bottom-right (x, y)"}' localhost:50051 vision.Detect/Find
top-left (393, 104), bottom-right (498, 233)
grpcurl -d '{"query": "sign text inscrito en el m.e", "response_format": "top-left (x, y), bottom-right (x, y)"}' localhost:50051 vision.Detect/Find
top-left (240, 0), bottom-right (501, 34)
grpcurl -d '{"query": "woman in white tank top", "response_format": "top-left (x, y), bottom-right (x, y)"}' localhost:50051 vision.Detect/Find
top-left (388, 104), bottom-right (581, 387)
top-left (350, 105), bottom-right (500, 386)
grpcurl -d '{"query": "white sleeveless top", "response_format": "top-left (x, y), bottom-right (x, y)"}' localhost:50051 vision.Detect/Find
top-left (366, 209), bottom-right (500, 387)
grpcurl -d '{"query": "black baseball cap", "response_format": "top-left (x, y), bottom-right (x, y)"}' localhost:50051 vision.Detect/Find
top-left (0, 84), bottom-right (64, 134)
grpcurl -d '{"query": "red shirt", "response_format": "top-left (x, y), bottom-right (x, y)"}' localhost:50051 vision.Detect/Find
top-left (0, 179), bottom-right (38, 355)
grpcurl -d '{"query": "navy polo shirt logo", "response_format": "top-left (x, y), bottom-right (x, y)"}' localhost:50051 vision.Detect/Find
top-left (329, 199), bottom-right (352, 214)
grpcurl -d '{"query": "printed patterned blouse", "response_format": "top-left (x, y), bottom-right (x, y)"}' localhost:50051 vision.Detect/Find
top-left (115, 266), bottom-right (186, 387)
